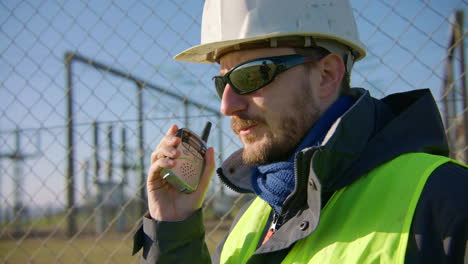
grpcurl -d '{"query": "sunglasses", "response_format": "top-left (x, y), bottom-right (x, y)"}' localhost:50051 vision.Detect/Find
top-left (213, 54), bottom-right (323, 99)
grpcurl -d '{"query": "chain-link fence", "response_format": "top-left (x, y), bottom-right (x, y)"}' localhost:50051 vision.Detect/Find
top-left (1, 1), bottom-right (466, 263)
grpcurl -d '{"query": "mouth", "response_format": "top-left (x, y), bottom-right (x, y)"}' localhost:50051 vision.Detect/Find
top-left (238, 125), bottom-right (257, 136)
top-left (231, 117), bottom-right (261, 137)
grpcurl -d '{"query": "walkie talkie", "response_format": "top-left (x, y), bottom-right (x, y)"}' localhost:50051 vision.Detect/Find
top-left (161, 122), bottom-right (212, 193)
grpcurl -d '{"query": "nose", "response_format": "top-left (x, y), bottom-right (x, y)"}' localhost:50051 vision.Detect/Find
top-left (220, 84), bottom-right (248, 116)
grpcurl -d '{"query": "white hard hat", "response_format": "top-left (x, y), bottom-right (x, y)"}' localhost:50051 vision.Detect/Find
top-left (174, 0), bottom-right (366, 66)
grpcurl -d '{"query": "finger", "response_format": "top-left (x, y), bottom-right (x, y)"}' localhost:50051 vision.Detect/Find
top-left (165, 135), bottom-right (181, 148)
top-left (204, 147), bottom-right (215, 171)
top-left (153, 180), bottom-right (169, 190)
top-left (147, 176), bottom-right (169, 192)
top-left (151, 133), bottom-right (181, 163)
top-left (151, 146), bottom-right (180, 163)
top-left (147, 158), bottom-right (176, 184)
top-left (151, 151), bottom-right (158, 163)
top-left (166, 124), bottom-right (179, 136)
top-left (154, 125), bottom-right (179, 152)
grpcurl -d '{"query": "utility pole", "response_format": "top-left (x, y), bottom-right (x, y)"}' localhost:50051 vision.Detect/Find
top-left (442, 10), bottom-right (467, 163)
top-left (0, 127), bottom-right (40, 233)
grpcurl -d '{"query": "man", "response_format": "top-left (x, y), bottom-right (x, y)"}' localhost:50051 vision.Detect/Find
top-left (133, 0), bottom-right (468, 263)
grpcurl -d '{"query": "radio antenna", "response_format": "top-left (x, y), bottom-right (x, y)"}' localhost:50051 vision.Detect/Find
top-left (201, 122), bottom-right (212, 142)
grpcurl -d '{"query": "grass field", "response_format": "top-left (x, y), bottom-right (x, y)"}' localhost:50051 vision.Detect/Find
top-left (0, 219), bottom-right (231, 263)
top-left (0, 197), bottom-right (244, 263)
top-left (0, 233), bottom-right (138, 264)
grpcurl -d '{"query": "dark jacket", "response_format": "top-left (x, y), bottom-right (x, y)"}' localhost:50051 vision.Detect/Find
top-left (133, 88), bottom-right (468, 263)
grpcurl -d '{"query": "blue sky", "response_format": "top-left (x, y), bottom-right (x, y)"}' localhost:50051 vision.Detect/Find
top-left (1, 0), bottom-right (466, 207)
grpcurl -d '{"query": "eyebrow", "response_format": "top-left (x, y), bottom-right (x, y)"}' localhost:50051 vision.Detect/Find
top-left (218, 65), bottom-right (231, 76)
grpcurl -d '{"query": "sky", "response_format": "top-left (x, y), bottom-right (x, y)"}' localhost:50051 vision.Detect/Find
top-left (0, 0), bottom-right (467, 209)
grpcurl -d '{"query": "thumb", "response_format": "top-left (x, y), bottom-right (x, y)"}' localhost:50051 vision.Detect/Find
top-left (197, 147), bottom-right (215, 194)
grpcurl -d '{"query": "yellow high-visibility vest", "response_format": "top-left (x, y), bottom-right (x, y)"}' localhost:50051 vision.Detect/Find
top-left (221, 153), bottom-right (465, 264)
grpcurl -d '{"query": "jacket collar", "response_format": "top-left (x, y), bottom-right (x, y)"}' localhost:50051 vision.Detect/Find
top-left (313, 88), bottom-right (449, 192)
top-left (217, 88), bottom-right (449, 196)
top-left (216, 88), bottom-right (449, 252)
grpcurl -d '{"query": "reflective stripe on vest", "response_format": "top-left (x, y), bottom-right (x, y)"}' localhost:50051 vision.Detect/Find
top-left (220, 153), bottom-right (465, 264)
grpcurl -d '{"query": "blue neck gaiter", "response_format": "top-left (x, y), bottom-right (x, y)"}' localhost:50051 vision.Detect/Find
top-left (251, 96), bottom-right (354, 213)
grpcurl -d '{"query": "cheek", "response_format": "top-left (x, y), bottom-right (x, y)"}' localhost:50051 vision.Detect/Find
top-left (306, 72), bottom-right (322, 104)
top-left (251, 69), bottom-right (314, 127)
top-left (262, 97), bottom-right (295, 135)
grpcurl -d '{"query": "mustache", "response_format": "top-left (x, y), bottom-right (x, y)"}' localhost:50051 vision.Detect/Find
top-left (231, 115), bottom-right (265, 134)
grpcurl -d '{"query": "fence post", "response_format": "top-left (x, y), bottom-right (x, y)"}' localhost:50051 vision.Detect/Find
top-left (65, 52), bottom-right (76, 237)
top-left (137, 83), bottom-right (146, 216)
top-left (121, 127), bottom-right (128, 185)
top-left (118, 126), bottom-right (128, 232)
top-left (107, 125), bottom-right (113, 182)
top-left (454, 11), bottom-right (467, 163)
top-left (443, 10), bottom-right (467, 163)
top-left (93, 121), bottom-right (100, 184)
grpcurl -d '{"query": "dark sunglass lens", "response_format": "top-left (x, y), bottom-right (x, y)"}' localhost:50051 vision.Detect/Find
top-left (229, 60), bottom-right (276, 94)
top-left (213, 76), bottom-right (226, 98)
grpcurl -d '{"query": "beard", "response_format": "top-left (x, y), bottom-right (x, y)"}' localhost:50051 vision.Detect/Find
top-left (231, 87), bottom-right (321, 165)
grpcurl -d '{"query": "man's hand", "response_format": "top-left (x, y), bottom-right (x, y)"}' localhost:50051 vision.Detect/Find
top-left (146, 124), bottom-right (215, 221)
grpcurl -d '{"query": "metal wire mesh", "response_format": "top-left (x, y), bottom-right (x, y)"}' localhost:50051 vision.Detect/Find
top-left (1, 1), bottom-right (466, 263)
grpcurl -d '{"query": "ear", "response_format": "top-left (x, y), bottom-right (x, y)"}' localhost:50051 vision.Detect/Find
top-left (317, 54), bottom-right (345, 99)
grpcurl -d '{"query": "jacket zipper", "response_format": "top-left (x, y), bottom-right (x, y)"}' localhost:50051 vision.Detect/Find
top-left (261, 211), bottom-right (279, 245)
top-left (270, 211), bottom-right (279, 232)
top-left (272, 147), bottom-right (318, 232)
top-left (217, 147), bottom-right (316, 234)
top-left (276, 150), bottom-right (303, 219)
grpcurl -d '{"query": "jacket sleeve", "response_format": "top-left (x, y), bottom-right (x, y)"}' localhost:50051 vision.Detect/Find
top-left (405, 162), bottom-right (468, 264)
top-left (132, 209), bottom-right (211, 264)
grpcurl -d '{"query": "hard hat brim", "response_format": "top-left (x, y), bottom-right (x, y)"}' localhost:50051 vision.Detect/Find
top-left (174, 33), bottom-right (366, 64)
